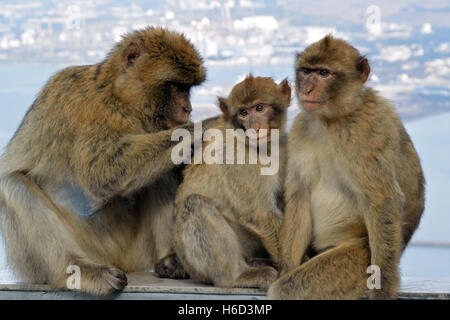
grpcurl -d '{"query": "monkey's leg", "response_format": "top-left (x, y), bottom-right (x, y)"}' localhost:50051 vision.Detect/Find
top-left (174, 194), bottom-right (277, 289)
top-left (0, 173), bottom-right (127, 297)
top-left (132, 178), bottom-right (190, 279)
top-left (279, 181), bottom-right (312, 275)
top-left (0, 199), bottom-right (50, 283)
top-left (241, 213), bottom-right (282, 264)
top-left (267, 239), bottom-right (370, 300)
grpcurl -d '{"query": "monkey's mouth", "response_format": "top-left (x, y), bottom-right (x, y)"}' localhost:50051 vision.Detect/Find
top-left (170, 107), bottom-right (191, 125)
top-left (301, 100), bottom-right (322, 111)
top-left (179, 108), bottom-right (191, 123)
top-left (247, 130), bottom-right (271, 143)
top-left (164, 114), bottom-right (191, 128)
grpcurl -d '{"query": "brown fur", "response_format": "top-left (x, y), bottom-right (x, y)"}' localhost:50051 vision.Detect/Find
top-left (268, 36), bottom-right (425, 300)
top-left (173, 76), bottom-right (291, 289)
top-left (0, 27), bottom-right (208, 297)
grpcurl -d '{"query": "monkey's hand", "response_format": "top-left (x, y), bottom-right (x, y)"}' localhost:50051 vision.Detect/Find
top-left (186, 115), bottom-right (220, 137)
top-left (179, 116), bottom-right (220, 162)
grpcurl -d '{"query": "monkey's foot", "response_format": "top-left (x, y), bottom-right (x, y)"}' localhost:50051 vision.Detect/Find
top-left (81, 266), bottom-right (128, 298)
top-left (232, 266), bottom-right (278, 290)
top-left (154, 253), bottom-right (190, 279)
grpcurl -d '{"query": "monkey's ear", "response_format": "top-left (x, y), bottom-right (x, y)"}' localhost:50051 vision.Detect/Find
top-left (279, 78), bottom-right (291, 105)
top-left (121, 41), bottom-right (143, 70)
top-left (357, 57), bottom-right (371, 83)
top-left (218, 97), bottom-right (230, 119)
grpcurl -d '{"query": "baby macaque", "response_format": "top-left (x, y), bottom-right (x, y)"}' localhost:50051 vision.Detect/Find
top-left (173, 75), bottom-right (291, 289)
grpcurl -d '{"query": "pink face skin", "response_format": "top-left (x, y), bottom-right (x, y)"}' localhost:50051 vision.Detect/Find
top-left (297, 67), bottom-right (334, 112)
top-left (164, 82), bottom-right (192, 128)
top-left (237, 100), bottom-right (275, 143)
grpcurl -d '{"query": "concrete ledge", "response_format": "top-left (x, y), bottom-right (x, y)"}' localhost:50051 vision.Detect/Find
top-left (0, 272), bottom-right (449, 300)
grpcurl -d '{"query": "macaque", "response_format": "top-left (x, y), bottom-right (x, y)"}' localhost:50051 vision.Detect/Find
top-left (0, 27), bottom-right (213, 297)
top-left (269, 35), bottom-right (425, 300)
top-left (173, 75), bottom-right (291, 289)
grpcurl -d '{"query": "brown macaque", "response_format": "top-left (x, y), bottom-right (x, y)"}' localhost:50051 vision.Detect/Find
top-left (268, 35), bottom-right (425, 300)
top-left (173, 75), bottom-right (291, 289)
top-left (0, 27), bottom-right (216, 297)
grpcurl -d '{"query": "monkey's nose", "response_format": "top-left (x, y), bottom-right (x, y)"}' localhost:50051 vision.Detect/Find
top-left (304, 87), bottom-right (313, 95)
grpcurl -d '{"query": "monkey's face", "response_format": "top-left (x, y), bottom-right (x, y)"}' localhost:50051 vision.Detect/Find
top-left (114, 29), bottom-right (206, 129)
top-left (295, 35), bottom-right (371, 118)
top-left (161, 82), bottom-right (193, 128)
top-left (235, 101), bottom-right (276, 143)
top-left (219, 76), bottom-right (291, 143)
top-left (296, 67), bottom-right (335, 112)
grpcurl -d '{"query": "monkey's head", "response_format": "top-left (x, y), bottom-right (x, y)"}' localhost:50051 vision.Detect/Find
top-left (295, 35), bottom-right (370, 119)
top-left (218, 75), bottom-right (291, 142)
top-left (111, 27), bottom-right (206, 128)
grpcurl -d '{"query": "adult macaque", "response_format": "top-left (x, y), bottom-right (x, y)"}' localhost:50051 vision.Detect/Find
top-left (269, 36), bottom-right (425, 300)
top-left (0, 27), bottom-right (213, 297)
top-left (173, 75), bottom-right (291, 289)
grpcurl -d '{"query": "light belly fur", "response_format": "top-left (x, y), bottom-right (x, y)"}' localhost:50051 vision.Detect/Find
top-left (309, 166), bottom-right (363, 251)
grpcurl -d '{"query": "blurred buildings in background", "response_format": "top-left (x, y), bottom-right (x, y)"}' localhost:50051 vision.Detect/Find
top-left (0, 0), bottom-right (449, 118)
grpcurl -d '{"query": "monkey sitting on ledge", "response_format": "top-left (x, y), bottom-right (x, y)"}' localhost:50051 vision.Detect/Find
top-left (269, 35), bottom-right (425, 300)
top-left (0, 27), bottom-right (215, 297)
top-left (173, 75), bottom-right (291, 289)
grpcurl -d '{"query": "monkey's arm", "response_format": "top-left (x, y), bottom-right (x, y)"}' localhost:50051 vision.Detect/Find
top-left (74, 123), bottom-right (195, 202)
top-left (364, 198), bottom-right (403, 300)
top-left (278, 177), bottom-right (312, 276)
top-left (360, 171), bottom-right (403, 299)
top-left (346, 135), bottom-right (403, 299)
top-left (201, 115), bottom-right (220, 130)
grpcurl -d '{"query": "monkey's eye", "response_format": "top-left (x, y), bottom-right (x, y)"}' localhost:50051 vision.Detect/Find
top-left (239, 109), bottom-right (248, 117)
top-left (300, 67), bottom-right (312, 74)
top-left (319, 69), bottom-right (331, 77)
top-left (255, 103), bottom-right (264, 112)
